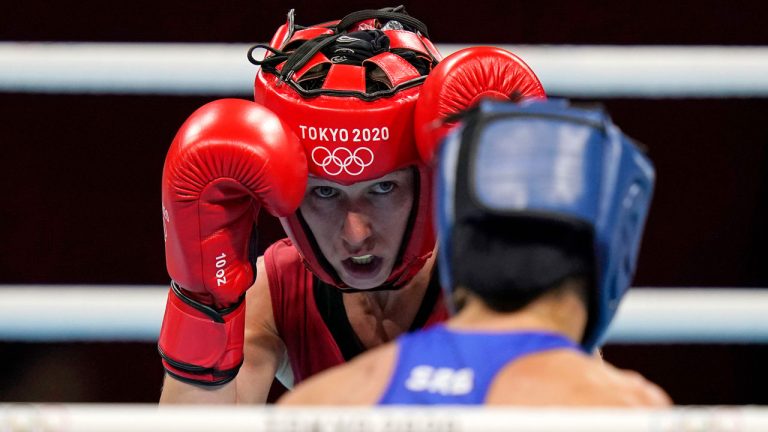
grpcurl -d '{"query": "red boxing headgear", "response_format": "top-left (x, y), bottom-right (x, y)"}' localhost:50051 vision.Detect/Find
top-left (252, 7), bottom-right (442, 289)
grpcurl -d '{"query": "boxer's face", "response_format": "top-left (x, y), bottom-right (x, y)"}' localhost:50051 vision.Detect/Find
top-left (300, 168), bottom-right (415, 289)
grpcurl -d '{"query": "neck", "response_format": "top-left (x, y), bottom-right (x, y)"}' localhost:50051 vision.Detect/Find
top-left (340, 251), bottom-right (437, 347)
top-left (447, 279), bottom-right (587, 344)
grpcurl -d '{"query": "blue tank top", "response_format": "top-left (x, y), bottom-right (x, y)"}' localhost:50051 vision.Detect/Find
top-left (378, 325), bottom-right (581, 405)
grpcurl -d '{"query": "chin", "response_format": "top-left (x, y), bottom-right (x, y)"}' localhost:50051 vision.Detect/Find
top-left (339, 275), bottom-right (389, 290)
top-left (337, 266), bottom-right (392, 290)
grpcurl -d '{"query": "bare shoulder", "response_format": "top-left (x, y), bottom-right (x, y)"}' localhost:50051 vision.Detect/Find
top-left (487, 349), bottom-right (672, 406)
top-left (279, 342), bottom-right (399, 405)
top-left (592, 358), bottom-right (672, 406)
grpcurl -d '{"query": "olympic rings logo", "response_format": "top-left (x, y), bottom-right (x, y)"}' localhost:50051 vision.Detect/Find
top-left (311, 146), bottom-right (375, 176)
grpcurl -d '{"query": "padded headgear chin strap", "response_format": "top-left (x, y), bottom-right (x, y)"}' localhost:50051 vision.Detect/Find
top-left (437, 99), bottom-right (655, 351)
top-left (252, 7), bottom-right (442, 290)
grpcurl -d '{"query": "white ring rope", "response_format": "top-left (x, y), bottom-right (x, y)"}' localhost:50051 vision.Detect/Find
top-left (2, 43), bottom-right (768, 97)
top-left (1, 405), bottom-right (766, 432)
top-left (0, 286), bottom-right (766, 343)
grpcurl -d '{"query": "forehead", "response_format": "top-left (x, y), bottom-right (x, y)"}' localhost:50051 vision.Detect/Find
top-left (306, 168), bottom-right (414, 187)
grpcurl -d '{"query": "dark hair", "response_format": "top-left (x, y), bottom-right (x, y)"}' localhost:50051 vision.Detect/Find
top-left (451, 215), bottom-right (595, 313)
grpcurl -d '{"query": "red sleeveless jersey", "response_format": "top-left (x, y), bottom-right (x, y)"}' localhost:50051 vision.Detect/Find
top-left (265, 238), bottom-right (448, 385)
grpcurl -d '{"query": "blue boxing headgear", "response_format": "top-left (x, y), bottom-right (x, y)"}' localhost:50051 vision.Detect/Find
top-left (436, 99), bottom-right (655, 351)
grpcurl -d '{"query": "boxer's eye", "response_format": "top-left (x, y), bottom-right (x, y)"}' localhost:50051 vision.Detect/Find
top-left (312, 186), bottom-right (339, 199)
top-left (371, 181), bottom-right (395, 195)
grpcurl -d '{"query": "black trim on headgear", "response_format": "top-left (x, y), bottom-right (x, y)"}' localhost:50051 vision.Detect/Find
top-left (247, 6), bottom-right (436, 102)
top-left (335, 6), bottom-right (429, 37)
top-left (447, 107), bottom-right (599, 315)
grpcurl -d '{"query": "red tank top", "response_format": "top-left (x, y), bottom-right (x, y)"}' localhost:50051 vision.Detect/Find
top-left (265, 238), bottom-right (448, 385)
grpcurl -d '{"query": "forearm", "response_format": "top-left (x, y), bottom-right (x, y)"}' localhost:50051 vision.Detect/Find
top-left (159, 351), bottom-right (281, 404)
top-left (160, 373), bottom-right (238, 404)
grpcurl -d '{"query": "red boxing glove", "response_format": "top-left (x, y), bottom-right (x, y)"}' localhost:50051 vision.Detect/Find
top-left (414, 46), bottom-right (546, 163)
top-left (158, 99), bottom-right (307, 386)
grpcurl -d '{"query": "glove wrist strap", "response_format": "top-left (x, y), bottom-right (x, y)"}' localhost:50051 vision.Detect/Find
top-left (157, 282), bottom-right (246, 386)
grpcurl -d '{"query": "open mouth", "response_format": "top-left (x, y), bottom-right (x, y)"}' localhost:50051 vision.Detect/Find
top-left (350, 254), bottom-right (374, 265)
top-left (342, 255), bottom-right (383, 279)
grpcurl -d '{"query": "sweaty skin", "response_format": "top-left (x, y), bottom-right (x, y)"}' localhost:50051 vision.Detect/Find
top-left (278, 283), bottom-right (672, 406)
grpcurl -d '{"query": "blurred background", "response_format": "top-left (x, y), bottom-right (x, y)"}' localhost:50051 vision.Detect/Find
top-left (1, 0), bottom-right (767, 404)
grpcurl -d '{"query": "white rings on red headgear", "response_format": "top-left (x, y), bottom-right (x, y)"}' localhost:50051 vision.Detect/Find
top-left (252, 7), bottom-right (442, 289)
top-left (311, 146), bottom-right (375, 177)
